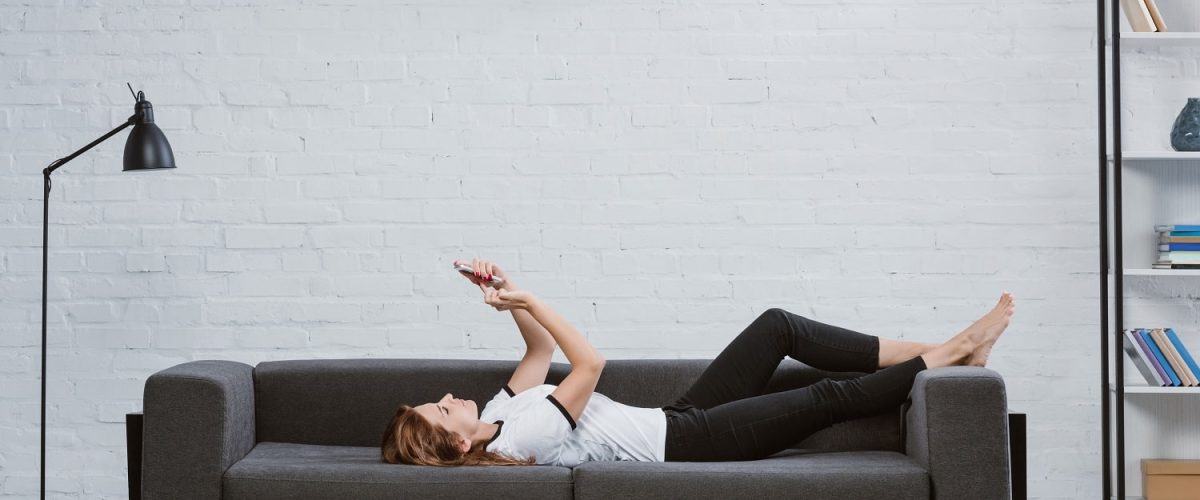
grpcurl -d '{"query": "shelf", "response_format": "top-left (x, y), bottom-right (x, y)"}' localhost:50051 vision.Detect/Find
top-left (1109, 384), bottom-right (1200, 394)
top-left (1107, 151), bottom-right (1200, 162)
top-left (1124, 268), bottom-right (1200, 276)
top-left (1107, 32), bottom-right (1200, 46)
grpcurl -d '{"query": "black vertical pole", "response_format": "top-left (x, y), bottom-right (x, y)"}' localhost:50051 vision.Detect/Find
top-left (41, 173), bottom-right (50, 500)
top-left (1110, 0), bottom-right (1126, 494)
top-left (1097, 0), bottom-right (1111, 498)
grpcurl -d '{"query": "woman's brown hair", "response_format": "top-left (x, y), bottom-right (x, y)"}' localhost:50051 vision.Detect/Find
top-left (380, 404), bottom-right (535, 466)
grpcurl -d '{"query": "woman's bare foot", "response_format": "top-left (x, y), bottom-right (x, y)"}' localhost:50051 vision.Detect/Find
top-left (964, 292), bottom-right (1014, 367)
top-left (920, 292), bottom-right (1014, 369)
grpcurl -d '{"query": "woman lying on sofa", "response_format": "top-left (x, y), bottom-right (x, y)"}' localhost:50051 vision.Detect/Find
top-left (381, 258), bottom-right (1014, 467)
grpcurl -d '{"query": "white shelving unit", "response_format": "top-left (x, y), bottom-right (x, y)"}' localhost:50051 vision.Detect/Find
top-left (1102, 3), bottom-right (1200, 496)
top-left (1108, 384), bottom-right (1200, 394)
top-left (1123, 268), bottom-right (1200, 276)
top-left (1107, 32), bottom-right (1200, 45)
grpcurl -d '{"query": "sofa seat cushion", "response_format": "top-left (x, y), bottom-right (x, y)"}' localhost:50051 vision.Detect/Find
top-left (572, 449), bottom-right (929, 500)
top-left (222, 442), bottom-right (573, 500)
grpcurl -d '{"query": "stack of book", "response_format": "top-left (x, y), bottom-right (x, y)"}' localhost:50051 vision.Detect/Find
top-left (1154, 224), bottom-right (1200, 269)
top-left (1120, 0), bottom-right (1168, 32)
top-left (1123, 328), bottom-right (1200, 387)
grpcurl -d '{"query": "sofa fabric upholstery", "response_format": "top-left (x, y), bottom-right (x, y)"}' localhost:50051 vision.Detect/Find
top-left (572, 449), bottom-right (929, 500)
top-left (223, 442), bottom-right (573, 500)
top-left (140, 358), bottom-right (1012, 499)
top-left (142, 360), bottom-right (256, 500)
top-left (905, 367), bottom-right (1013, 499)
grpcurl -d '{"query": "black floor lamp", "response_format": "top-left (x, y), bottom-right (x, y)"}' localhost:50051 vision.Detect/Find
top-left (39, 83), bottom-right (176, 500)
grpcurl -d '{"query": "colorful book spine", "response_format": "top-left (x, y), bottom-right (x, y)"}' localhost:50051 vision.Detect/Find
top-left (1160, 236), bottom-right (1200, 243)
top-left (1158, 243), bottom-right (1200, 251)
top-left (1157, 252), bottom-right (1200, 263)
top-left (1124, 329), bottom-right (1165, 386)
top-left (1165, 328), bottom-right (1200, 385)
top-left (1153, 328), bottom-right (1196, 386)
top-left (1139, 328), bottom-right (1181, 386)
top-left (1154, 226), bottom-right (1200, 268)
top-left (1133, 329), bottom-right (1171, 385)
top-left (1154, 225), bottom-right (1200, 232)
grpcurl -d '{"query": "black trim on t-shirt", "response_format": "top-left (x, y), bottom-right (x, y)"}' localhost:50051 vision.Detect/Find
top-left (484, 420), bottom-right (504, 448)
top-left (503, 385), bottom-right (515, 397)
top-left (544, 394), bottom-right (577, 430)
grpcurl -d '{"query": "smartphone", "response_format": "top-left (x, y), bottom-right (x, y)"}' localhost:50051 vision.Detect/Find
top-left (453, 262), bottom-right (505, 286)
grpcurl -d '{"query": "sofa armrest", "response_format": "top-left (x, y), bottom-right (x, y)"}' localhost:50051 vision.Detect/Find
top-left (142, 360), bottom-right (256, 500)
top-left (903, 366), bottom-right (1011, 500)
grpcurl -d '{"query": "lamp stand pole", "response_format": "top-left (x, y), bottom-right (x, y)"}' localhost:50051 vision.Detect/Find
top-left (39, 116), bottom-right (137, 500)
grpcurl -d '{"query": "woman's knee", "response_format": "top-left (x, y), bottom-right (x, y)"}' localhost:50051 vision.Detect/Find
top-left (763, 307), bottom-right (797, 322)
top-left (763, 307), bottom-right (809, 331)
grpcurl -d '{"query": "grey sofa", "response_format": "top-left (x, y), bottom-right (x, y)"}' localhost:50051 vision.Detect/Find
top-left (139, 358), bottom-right (1013, 499)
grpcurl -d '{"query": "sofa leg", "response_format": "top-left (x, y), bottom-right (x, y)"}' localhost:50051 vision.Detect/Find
top-left (1009, 412), bottom-right (1026, 500)
top-left (127, 412), bottom-right (143, 500)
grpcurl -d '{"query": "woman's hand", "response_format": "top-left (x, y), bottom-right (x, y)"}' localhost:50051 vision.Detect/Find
top-left (479, 284), bottom-right (537, 311)
top-left (454, 258), bottom-right (518, 291)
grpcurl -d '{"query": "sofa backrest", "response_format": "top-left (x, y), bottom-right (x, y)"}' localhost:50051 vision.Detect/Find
top-left (253, 358), bottom-right (904, 453)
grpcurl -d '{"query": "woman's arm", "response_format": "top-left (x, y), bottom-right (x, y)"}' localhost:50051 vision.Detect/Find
top-left (505, 286), bottom-right (557, 394)
top-left (461, 259), bottom-right (558, 394)
top-left (524, 297), bottom-right (604, 427)
top-left (480, 285), bottom-right (604, 424)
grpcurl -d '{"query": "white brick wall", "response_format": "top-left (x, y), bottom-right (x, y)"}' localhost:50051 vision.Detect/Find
top-left (0, 0), bottom-right (1114, 498)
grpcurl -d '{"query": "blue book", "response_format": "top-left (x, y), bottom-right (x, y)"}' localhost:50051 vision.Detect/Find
top-left (1165, 328), bottom-right (1200, 384)
top-left (1155, 225), bottom-right (1200, 232)
top-left (1160, 243), bottom-right (1200, 251)
top-left (1140, 328), bottom-right (1181, 386)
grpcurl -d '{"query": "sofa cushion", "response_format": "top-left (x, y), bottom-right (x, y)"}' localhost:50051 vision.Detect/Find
top-left (571, 449), bottom-right (929, 500)
top-left (222, 442), bottom-right (573, 500)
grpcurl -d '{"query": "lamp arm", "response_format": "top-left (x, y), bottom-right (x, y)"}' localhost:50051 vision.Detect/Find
top-left (39, 111), bottom-right (137, 500)
top-left (43, 114), bottom-right (138, 177)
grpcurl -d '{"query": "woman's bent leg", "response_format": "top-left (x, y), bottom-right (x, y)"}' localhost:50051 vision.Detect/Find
top-left (665, 308), bottom-right (881, 412)
top-left (664, 355), bottom-right (927, 462)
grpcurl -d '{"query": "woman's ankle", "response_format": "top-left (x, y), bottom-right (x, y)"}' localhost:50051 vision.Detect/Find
top-left (921, 338), bottom-right (970, 368)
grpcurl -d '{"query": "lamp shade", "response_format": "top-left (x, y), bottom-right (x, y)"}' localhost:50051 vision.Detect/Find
top-left (123, 96), bottom-right (176, 172)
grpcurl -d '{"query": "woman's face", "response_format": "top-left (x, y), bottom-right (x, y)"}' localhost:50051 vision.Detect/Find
top-left (415, 393), bottom-right (479, 447)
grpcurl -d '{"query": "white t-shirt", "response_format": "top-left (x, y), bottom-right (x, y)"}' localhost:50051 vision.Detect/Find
top-left (480, 383), bottom-right (667, 466)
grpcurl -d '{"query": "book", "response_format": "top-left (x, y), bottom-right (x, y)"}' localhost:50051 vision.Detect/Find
top-left (1165, 328), bottom-right (1200, 385)
top-left (1152, 263), bottom-right (1200, 269)
top-left (1160, 235), bottom-right (1200, 243)
top-left (1140, 328), bottom-right (1182, 386)
top-left (1152, 328), bottom-right (1196, 386)
top-left (1154, 225), bottom-right (1200, 232)
top-left (1158, 243), bottom-right (1200, 252)
top-left (1132, 326), bottom-right (1171, 386)
top-left (1120, 0), bottom-right (1158, 32)
top-left (1157, 252), bottom-right (1200, 263)
top-left (1144, 0), bottom-right (1168, 31)
top-left (1124, 329), bottom-right (1166, 385)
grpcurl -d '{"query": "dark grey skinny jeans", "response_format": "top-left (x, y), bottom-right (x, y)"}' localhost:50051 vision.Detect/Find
top-left (660, 307), bottom-right (928, 462)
